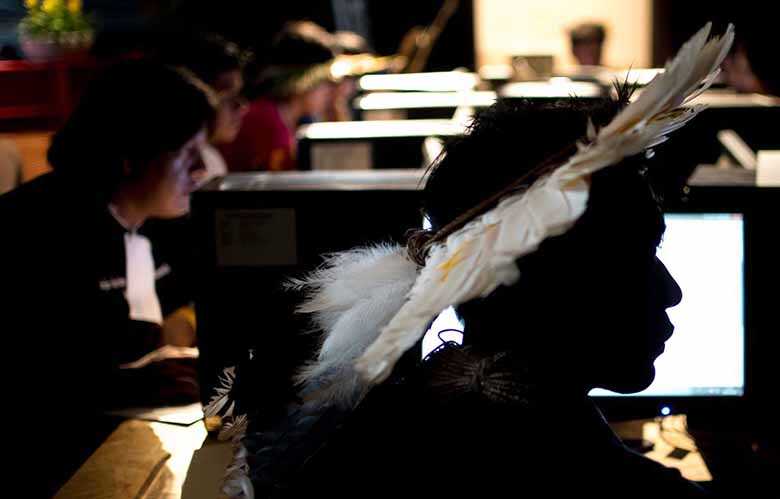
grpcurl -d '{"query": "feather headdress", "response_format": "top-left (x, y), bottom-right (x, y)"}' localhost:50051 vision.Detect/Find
top-left (293, 23), bottom-right (734, 407)
top-left (288, 244), bottom-right (418, 407)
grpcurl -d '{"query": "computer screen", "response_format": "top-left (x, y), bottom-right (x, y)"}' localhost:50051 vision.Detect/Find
top-left (422, 213), bottom-right (746, 398)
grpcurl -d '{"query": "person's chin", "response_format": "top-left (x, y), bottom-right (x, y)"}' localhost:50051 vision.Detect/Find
top-left (174, 198), bottom-right (191, 216)
top-left (607, 365), bottom-right (656, 394)
top-left (157, 198), bottom-right (190, 219)
top-left (217, 127), bottom-right (240, 144)
top-left (228, 123), bottom-right (242, 139)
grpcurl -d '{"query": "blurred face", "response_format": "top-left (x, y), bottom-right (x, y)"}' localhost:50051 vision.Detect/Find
top-left (508, 165), bottom-right (682, 393)
top-left (211, 69), bottom-right (247, 144)
top-left (301, 81), bottom-right (334, 117)
top-left (334, 77), bottom-right (358, 101)
top-left (572, 41), bottom-right (603, 66)
top-left (721, 49), bottom-right (765, 94)
top-left (136, 128), bottom-right (209, 218)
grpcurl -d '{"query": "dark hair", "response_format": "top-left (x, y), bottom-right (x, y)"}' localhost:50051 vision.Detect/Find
top-left (271, 21), bottom-right (335, 66)
top-left (569, 23), bottom-right (606, 45)
top-left (249, 21), bottom-right (335, 99)
top-left (423, 98), bottom-right (624, 232)
top-left (739, 33), bottom-right (780, 97)
top-left (47, 60), bottom-right (214, 199)
top-left (332, 31), bottom-right (372, 55)
top-left (158, 32), bottom-right (248, 87)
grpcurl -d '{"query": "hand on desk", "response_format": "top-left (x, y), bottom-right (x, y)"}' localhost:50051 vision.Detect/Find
top-left (162, 305), bottom-right (197, 347)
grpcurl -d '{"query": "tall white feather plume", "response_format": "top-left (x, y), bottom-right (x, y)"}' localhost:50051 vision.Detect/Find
top-left (289, 244), bottom-right (418, 407)
top-left (354, 23), bottom-right (734, 385)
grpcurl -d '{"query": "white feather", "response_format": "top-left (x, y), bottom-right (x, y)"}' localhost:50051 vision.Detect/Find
top-left (222, 443), bottom-right (254, 499)
top-left (218, 413), bottom-right (249, 442)
top-left (355, 176), bottom-right (590, 383)
top-left (203, 366), bottom-right (237, 418)
top-left (355, 23), bottom-right (734, 385)
top-left (290, 244), bottom-right (418, 407)
top-left (601, 23), bottom-right (733, 139)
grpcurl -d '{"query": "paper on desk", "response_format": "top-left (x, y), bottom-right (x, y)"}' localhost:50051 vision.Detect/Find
top-left (107, 402), bottom-right (204, 426)
top-left (643, 415), bottom-right (713, 483)
top-left (688, 165), bottom-right (755, 186)
top-left (756, 150), bottom-right (780, 187)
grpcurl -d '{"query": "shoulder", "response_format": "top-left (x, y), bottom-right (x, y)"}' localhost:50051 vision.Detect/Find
top-left (0, 172), bottom-right (73, 241)
top-left (0, 171), bottom-right (59, 207)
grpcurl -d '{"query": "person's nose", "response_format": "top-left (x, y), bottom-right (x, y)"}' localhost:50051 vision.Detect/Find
top-left (657, 258), bottom-right (682, 308)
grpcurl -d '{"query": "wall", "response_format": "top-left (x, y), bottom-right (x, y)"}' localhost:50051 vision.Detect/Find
top-left (473, 0), bottom-right (652, 70)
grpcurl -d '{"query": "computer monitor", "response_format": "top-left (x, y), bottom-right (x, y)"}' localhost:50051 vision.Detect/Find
top-left (421, 212), bottom-right (747, 418)
top-left (355, 91), bottom-right (497, 120)
top-left (192, 170), bottom-right (425, 407)
top-left (296, 120), bottom-right (464, 170)
top-left (590, 213), bottom-right (745, 399)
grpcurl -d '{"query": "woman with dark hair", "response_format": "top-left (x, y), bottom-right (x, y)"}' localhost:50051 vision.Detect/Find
top-left (220, 21), bottom-right (336, 171)
top-left (0, 60), bottom-right (213, 495)
top-left (208, 24), bottom-right (732, 499)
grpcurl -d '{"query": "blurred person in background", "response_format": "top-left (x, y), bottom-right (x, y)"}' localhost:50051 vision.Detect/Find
top-left (325, 30), bottom-right (373, 122)
top-left (569, 22), bottom-right (607, 67)
top-left (159, 32), bottom-right (250, 181)
top-left (721, 37), bottom-right (779, 97)
top-left (220, 21), bottom-right (336, 171)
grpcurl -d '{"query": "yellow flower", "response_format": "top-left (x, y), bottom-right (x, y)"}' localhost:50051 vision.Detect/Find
top-left (24, 0), bottom-right (38, 9)
top-left (67, 0), bottom-right (81, 13)
top-left (41, 0), bottom-right (59, 13)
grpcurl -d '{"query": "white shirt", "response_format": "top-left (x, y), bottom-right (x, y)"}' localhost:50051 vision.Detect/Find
top-left (108, 204), bottom-right (164, 325)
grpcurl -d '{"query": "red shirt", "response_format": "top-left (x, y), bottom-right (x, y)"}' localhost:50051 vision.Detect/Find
top-left (219, 98), bottom-right (296, 171)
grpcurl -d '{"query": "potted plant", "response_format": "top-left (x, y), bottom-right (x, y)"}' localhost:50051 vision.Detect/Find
top-left (18, 0), bottom-right (94, 61)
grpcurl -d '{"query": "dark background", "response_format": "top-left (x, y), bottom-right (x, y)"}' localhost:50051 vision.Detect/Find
top-left (3, 0), bottom-right (777, 83)
top-left (1, 0), bottom-right (475, 70)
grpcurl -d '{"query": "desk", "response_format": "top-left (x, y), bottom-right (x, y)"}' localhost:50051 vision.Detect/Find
top-left (62, 413), bottom-right (716, 498)
top-left (611, 415), bottom-right (712, 483)
top-left (56, 418), bottom-right (208, 499)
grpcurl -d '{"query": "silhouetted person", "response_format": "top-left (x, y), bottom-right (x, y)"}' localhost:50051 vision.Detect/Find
top-left (281, 98), bottom-right (705, 498)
